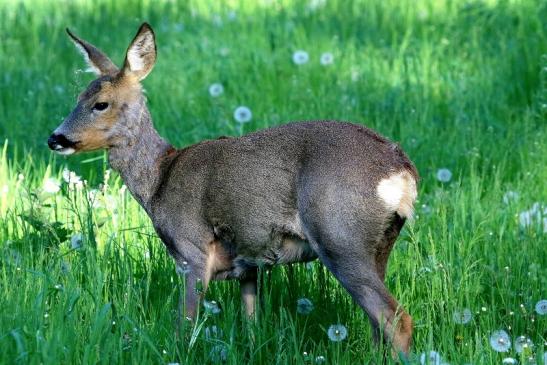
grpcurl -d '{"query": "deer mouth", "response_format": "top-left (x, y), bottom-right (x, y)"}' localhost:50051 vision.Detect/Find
top-left (48, 133), bottom-right (79, 155)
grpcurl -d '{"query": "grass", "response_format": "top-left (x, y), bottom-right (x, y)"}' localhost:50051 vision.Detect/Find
top-left (0, 0), bottom-right (546, 363)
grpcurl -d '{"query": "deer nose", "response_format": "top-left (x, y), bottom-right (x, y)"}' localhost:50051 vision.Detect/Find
top-left (48, 133), bottom-right (75, 150)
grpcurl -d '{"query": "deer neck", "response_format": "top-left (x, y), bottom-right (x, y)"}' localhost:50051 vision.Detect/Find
top-left (108, 103), bottom-right (172, 209)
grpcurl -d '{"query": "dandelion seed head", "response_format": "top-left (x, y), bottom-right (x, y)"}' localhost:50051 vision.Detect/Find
top-left (233, 106), bottom-right (252, 123)
top-left (327, 324), bottom-right (347, 342)
top-left (296, 298), bottom-right (314, 315)
top-left (320, 52), bottom-right (334, 65)
top-left (208, 83), bottom-right (224, 97)
top-left (514, 335), bottom-right (534, 354)
top-left (453, 308), bottom-right (473, 324)
top-left (490, 330), bottom-right (511, 352)
top-left (292, 50), bottom-right (309, 65)
top-left (420, 351), bottom-right (441, 365)
top-left (501, 358), bottom-right (517, 365)
top-left (535, 299), bottom-right (547, 315)
top-left (436, 168), bottom-right (452, 183)
top-left (70, 233), bottom-right (83, 250)
top-left (315, 355), bottom-right (326, 364)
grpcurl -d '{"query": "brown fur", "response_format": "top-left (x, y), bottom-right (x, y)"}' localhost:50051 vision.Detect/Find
top-left (49, 23), bottom-right (419, 359)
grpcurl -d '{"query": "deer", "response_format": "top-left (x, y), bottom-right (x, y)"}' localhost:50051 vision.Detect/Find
top-left (48, 23), bottom-right (419, 358)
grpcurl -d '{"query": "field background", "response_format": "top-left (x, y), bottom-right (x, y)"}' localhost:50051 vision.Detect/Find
top-left (0, 0), bottom-right (546, 364)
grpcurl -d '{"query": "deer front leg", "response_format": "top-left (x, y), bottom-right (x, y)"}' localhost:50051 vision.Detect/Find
top-left (181, 269), bottom-right (207, 320)
top-left (240, 276), bottom-right (257, 317)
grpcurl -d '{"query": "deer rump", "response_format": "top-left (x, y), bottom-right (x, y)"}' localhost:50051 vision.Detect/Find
top-left (149, 121), bottom-right (417, 281)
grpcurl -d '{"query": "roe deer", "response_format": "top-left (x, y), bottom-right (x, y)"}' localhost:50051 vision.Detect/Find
top-left (48, 23), bottom-right (418, 357)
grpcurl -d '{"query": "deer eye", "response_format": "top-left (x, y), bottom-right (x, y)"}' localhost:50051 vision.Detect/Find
top-left (93, 102), bottom-right (109, 111)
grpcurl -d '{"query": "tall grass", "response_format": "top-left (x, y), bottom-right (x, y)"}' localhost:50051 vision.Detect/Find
top-left (0, 0), bottom-right (546, 363)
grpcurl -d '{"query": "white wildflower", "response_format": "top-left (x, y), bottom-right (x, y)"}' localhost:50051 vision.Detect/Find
top-left (327, 324), bottom-right (347, 342)
top-left (436, 168), bottom-right (452, 183)
top-left (43, 178), bottom-right (61, 194)
top-left (233, 106), bottom-right (252, 123)
top-left (62, 168), bottom-right (79, 184)
top-left (209, 83), bottom-right (224, 97)
top-left (292, 50), bottom-right (309, 65)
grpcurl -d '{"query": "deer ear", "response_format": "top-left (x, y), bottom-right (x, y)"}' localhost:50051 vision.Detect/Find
top-left (66, 28), bottom-right (118, 76)
top-left (122, 23), bottom-right (156, 81)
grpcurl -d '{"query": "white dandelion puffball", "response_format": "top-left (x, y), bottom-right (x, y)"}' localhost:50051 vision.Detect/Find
top-left (420, 351), bottom-right (441, 365)
top-left (292, 50), bottom-right (309, 65)
top-left (233, 106), bottom-right (252, 123)
top-left (203, 300), bottom-right (221, 314)
top-left (489, 330), bottom-right (511, 352)
top-left (453, 308), bottom-right (473, 324)
top-left (502, 358), bottom-right (517, 365)
top-left (320, 52), bottom-right (334, 66)
top-left (62, 168), bottom-right (81, 184)
top-left (43, 177), bottom-right (61, 194)
top-left (208, 83), bottom-right (224, 97)
top-left (296, 298), bottom-right (314, 315)
top-left (535, 299), bottom-right (547, 315)
top-left (70, 233), bottom-right (83, 250)
top-left (315, 355), bottom-right (326, 364)
top-left (436, 168), bottom-right (452, 183)
top-left (502, 191), bottom-right (519, 204)
top-left (327, 324), bottom-right (348, 342)
top-left (514, 335), bottom-right (534, 354)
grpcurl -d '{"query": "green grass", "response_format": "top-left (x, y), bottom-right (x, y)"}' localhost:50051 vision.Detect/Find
top-left (1, 0), bottom-right (546, 363)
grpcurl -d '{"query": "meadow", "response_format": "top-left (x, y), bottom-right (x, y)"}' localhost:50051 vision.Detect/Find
top-left (0, 0), bottom-right (546, 363)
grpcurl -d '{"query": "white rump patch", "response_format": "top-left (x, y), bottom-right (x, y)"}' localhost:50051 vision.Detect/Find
top-left (376, 171), bottom-right (417, 218)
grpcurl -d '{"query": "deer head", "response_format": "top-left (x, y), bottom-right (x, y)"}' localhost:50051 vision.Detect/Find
top-left (48, 23), bottom-right (157, 155)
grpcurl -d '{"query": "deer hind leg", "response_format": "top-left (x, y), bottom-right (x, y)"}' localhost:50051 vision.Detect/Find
top-left (314, 244), bottom-right (412, 357)
top-left (301, 209), bottom-right (412, 357)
